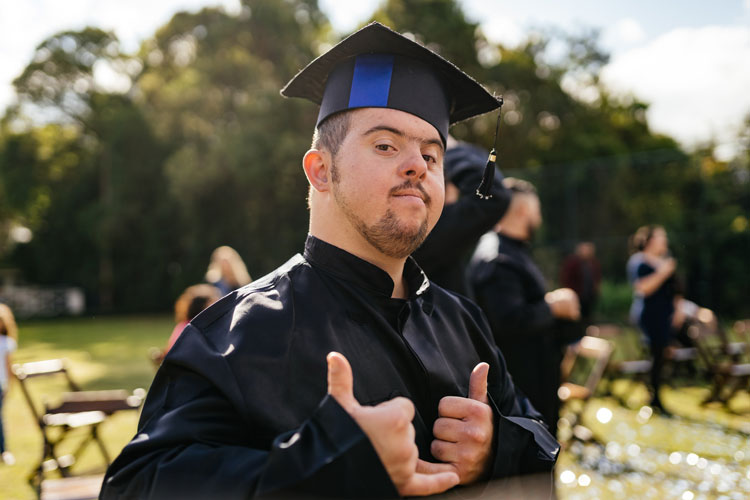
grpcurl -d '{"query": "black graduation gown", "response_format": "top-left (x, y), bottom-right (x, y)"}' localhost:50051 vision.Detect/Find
top-left (467, 232), bottom-right (570, 430)
top-left (413, 144), bottom-right (510, 296)
top-left (100, 236), bottom-right (558, 500)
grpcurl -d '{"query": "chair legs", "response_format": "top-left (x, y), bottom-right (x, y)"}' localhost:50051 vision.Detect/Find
top-left (28, 422), bottom-right (110, 496)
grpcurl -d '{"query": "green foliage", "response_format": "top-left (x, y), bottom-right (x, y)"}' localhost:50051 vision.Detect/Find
top-left (0, 0), bottom-right (748, 317)
top-left (595, 280), bottom-right (634, 324)
top-left (134, 0), bottom-right (326, 286)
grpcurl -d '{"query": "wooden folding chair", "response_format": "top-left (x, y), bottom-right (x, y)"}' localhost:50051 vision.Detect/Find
top-left (587, 324), bottom-right (652, 407)
top-left (12, 359), bottom-right (144, 496)
top-left (689, 311), bottom-right (750, 407)
top-left (726, 319), bottom-right (750, 359)
top-left (557, 335), bottom-right (614, 443)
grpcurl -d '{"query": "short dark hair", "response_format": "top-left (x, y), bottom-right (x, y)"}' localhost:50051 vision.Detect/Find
top-left (311, 111), bottom-right (351, 158)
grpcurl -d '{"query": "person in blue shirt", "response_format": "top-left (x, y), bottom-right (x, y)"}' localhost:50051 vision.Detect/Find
top-left (628, 225), bottom-right (678, 414)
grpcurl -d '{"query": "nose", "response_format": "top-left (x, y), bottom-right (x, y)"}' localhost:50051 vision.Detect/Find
top-left (398, 147), bottom-right (427, 181)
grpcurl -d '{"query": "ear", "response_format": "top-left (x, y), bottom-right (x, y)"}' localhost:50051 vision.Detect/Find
top-left (303, 149), bottom-right (332, 193)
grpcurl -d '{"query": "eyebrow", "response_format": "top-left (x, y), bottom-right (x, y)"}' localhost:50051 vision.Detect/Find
top-left (363, 125), bottom-right (444, 152)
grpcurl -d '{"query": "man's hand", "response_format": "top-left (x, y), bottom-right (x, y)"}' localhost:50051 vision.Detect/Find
top-left (430, 363), bottom-right (495, 485)
top-left (327, 352), bottom-right (459, 496)
top-left (545, 288), bottom-right (581, 321)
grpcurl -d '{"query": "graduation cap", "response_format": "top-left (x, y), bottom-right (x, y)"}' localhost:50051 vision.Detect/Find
top-left (281, 22), bottom-right (504, 198)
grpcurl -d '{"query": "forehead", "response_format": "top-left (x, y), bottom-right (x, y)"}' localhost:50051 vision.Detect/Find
top-left (345, 108), bottom-right (443, 144)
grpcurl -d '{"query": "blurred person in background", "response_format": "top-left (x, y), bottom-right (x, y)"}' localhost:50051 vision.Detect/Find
top-left (205, 245), bottom-right (252, 296)
top-left (468, 177), bottom-right (581, 431)
top-left (412, 138), bottom-right (511, 296)
top-left (0, 303), bottom-right (18, 466)
top-left (166, 284), bottom-right (222, 353)
top-left (560, 241), bottom-right (601, 325)
top-left (628, 224), bottom-right (678, 415)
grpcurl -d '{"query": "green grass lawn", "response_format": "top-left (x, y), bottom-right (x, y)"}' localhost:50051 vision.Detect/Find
top-left (2, 315), bottom-right (749, 499)
top-left (1, 314), bottom-right (172, 500)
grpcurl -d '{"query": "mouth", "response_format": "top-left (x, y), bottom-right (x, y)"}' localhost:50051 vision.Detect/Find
top-left (392, 190), bottom-right (425, 201)
top-left (389, 183), bottom-right (431, 206)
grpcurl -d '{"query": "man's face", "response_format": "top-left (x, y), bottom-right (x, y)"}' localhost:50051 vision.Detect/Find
top-left (329, 108), bottom-right (445, 259)
top-left (524, 194), bottom-right (543, 237)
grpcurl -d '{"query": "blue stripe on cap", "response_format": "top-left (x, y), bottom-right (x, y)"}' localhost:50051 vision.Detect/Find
top-left (348, 54), bottom-right (394, 108)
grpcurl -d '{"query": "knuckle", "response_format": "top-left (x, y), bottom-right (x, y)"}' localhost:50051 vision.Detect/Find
top-left (469, 401), bottom-right (491, 420)
top-left (395, 398), bottom-right (415, 420)
top-left (438, 397), bottom-right (451, 415)
top-left (395, 442), bottom-right (417, 465)
top-left (459, 447), bottom-right (480, 465)
top-left (430, 440), bottom-right (444, 458)
top-left (466, 425), bottom-right (490, 445)
top-left (392, 412), bottom-right (410, 432)
top-left (432, 417), bottom-right (447, 434)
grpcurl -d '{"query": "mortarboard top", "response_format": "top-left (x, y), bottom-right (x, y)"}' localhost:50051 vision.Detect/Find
top-left (281, 22), bottom-right (501, 144)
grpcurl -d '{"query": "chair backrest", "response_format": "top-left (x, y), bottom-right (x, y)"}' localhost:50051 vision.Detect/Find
top-left (13, 359), bottom-right (145, 420)
top-left (12, 359), bottom-right (80, 425)
top-left (686, 307), bottom-right (733, 369)
top-left (559, 335), bottom-right (614, 402)
top-left (732, 319), bottom-right (750, 348)
top-left (585, 324), bottom-right (622, 339)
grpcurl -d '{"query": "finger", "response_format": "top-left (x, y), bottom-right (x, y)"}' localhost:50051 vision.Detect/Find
top-left (416, 459), bottom-right (458, 475)
top-left (326, 352), bottom-right (358, 411)
top-left (469, 362), bottom-right (489, 403)
top-left (400, 471), bottom-right (459, 497)
top-left (378, 396), bottom-right (416, 423)
top-left (438, 396), bottom-right (475, 419)
top-left (432, 417), bottom-right (462, 443)
top-left (431, 439), bottom-right (459, 464)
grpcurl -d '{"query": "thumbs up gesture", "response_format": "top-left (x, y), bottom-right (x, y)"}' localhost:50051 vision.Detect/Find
top-left (327, 352), bottom-right (459, 496)
top-left (431, 363), bottom-right (495, 484)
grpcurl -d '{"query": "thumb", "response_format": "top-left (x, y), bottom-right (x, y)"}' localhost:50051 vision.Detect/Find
top-left (468, 362), bottom-right (489, 404)
top-left (327, 352), bottom-right (359, 412)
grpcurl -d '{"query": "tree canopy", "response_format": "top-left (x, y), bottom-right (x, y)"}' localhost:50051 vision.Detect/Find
top-left (1, 0), bottom-right (748, 318)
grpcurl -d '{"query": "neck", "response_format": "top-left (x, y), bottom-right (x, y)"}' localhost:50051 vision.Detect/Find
top-left (495, 218), bottom-right (528, 241)
top-left (309, 220), bottom-right (409, 299)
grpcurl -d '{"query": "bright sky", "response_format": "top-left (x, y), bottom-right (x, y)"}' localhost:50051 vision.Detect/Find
top-left (2, 0), bottom-right (749, 157)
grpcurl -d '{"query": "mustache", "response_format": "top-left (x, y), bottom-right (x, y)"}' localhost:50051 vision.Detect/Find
top-left (389, 180), bottom-right (432, 206)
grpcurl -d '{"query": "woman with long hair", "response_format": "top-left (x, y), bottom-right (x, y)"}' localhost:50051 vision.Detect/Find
top-left (628, 225), bottom-right (677, 414)
top-left (205, 246), bottom-right (252, 296)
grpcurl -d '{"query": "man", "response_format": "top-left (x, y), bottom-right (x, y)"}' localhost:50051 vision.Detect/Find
top-left (468, 178), bottom-right (580, 431)
top-left (413, 140), bottom-right (511, 296)
top-left (560, 241), bottom-right (601, 325)
top-left (101, 23), bottom-right (557, 499)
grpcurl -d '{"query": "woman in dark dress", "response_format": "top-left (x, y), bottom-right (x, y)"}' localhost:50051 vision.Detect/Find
top-left (629, 225), bottom-right (677, 414)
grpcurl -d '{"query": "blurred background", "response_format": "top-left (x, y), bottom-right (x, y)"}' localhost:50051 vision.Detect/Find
top-left (0, 0), bottom-right (748, 318)
top-left (0, 1), bottom-right (748, 499)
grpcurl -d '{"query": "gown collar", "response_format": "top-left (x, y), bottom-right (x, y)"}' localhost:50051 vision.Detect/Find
top-left (498, 231), bottom-right (531, 250)
top-left (303, 235), bottom-right (431, 300)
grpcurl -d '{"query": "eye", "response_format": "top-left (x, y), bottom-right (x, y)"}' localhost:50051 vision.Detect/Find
top-left (375, 143), bottom-right (395, 152)
top-left (422, 154), bottom-right (436, 164)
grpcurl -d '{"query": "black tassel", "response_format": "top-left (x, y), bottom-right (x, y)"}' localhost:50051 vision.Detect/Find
top-left (476, 98), bottom-right (504, 199)
top-left (476, 148), bottom-right (497, 199)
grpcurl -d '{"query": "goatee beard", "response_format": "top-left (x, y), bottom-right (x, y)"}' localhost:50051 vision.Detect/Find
top-left (354, 208), bottom-right (429, 259)
top-left (332, 173), bottom-right (431, 258)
